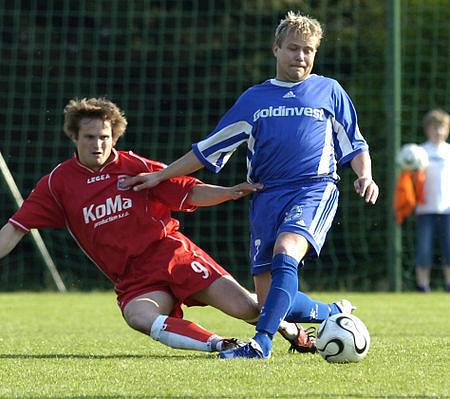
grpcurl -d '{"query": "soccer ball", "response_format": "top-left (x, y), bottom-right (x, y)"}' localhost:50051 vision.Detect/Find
top-left (316, 313), bottom-right (370, 363)
top-left (396, 143), bottom-right (429, 171)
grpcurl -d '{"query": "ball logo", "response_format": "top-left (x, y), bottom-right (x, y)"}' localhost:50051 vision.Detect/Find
top-left (336, 315), bottom-right (369, 354)
top-left (321, 339), bottom-right (345, 360)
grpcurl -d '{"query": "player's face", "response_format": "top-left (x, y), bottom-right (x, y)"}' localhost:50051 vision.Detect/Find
top-left (425, 123), bottom-right (449, 144)
top-left (273, 32), bottom-right (319, 82)
top-left (74, 118), bottom-right (114, 170)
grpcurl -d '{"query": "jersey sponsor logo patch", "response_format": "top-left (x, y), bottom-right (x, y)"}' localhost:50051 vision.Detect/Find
top-left (83, 194), bottom-right (132, 225)
top-left (284, 205), bottom-right (303, 221)
top-left (283, 205), bottom-right (307, 227)
top-left (117, 175), bottom-right (131, 191)
top-left (87, 174), bottom-right (110, 184)
top-left (253, 106), bottom-right (324, 122)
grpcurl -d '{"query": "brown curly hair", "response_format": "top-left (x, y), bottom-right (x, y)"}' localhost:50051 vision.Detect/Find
top-left (63, 97), bottom-right (128, 144)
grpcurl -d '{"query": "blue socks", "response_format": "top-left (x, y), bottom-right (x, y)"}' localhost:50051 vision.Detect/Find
top-left (254, 254), bottom-right (299, 356)
top-left (253, 332), bottom-right (272, 357)
top-left (252, 253), bottom-right (342, 357)
top-left (284, 291), bottom-right (333, 323)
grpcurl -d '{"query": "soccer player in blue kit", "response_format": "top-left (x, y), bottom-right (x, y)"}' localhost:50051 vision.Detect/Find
top-left (123, 11), bottom-right (379, 359)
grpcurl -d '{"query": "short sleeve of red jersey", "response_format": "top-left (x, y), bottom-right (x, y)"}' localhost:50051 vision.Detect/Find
top-left (150, 176), bottom-right (202, 212)
top-left (9, 175), bottom-right (66, 232)
top-left (125, 152), bottom-right (202, 212)
top-left (128, 152), bottom-right (166, 173)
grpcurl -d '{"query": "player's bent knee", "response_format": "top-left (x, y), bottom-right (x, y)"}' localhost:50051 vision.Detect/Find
top-left (236, 296), bottom-right (260, 321)
top-left (273, 233), bottom-right (309, 261)
top-left (219, 289), bottom-right (259, 321)
top-left (123, 306), bottom-right (161, 334)
top-left (250, 292), bottom-right (263, 310)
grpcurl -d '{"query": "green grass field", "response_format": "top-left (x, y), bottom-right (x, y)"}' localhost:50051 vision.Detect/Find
top-left (0, 292), bottom-right (449, 398)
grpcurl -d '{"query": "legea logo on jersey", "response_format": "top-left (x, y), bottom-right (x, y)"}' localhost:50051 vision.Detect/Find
top-left (253, 106), bottom-right (324, 122)
top-left (87, 174), bottom-right (110, 184)
top-left (83, 194), bottom-right (132, 226)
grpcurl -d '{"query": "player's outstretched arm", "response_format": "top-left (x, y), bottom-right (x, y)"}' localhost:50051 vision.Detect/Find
top-left (123, 150), bottom-right (204, 191)
top-left (187, 182), bottom-right (263, 207)
top-left (350, 151), bottom-right (379, 205)
top-left (0, 223), bottom-right (26, 260)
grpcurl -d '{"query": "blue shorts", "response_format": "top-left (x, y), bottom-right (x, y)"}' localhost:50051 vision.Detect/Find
top-left (416, 214), bottom-right (450, 267)
top-left (249, 180), bottom-right (339, 275)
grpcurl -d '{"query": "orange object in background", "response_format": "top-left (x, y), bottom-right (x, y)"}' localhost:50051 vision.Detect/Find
top-left (393, 170), bottom-right (426, 224)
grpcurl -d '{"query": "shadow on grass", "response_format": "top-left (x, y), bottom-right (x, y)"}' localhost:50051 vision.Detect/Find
top-left (0, 353), bottom-right (211, 360)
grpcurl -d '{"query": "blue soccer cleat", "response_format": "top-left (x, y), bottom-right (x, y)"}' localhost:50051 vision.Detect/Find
top-left (218, 339), bottom-right (270, 359)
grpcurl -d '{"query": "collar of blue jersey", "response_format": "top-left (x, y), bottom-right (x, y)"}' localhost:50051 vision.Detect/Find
top-left (269, 75), bottom-right (316, 87)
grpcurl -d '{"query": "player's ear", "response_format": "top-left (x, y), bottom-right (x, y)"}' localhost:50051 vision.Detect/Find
top-left (272, 42), bottom-right (279, 57)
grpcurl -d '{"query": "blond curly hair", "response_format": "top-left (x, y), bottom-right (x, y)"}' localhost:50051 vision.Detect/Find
top-left (274, 11), bottom-right (323, 48)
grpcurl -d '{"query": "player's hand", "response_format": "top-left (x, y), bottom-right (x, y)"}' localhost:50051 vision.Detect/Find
top-left (227, 182), bottom-right (263, 200)
top-left (119, 172), bottom-right (162, 191)
top-left (354, 177), bottom-right (379, 204)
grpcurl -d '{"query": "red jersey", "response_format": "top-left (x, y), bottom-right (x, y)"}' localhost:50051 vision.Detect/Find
top-left (10, 149), bottom-right (202, 284)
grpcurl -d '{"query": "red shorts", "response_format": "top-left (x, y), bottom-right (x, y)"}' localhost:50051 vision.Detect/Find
top-left (115, 231), bottom-right (230, 317)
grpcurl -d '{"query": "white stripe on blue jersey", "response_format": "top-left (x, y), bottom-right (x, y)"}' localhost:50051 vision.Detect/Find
top-left (193, 121), bottom-right (252, 173)
top-left (192, 75), bottom-right (368, 187)
top-left (308, 182), bottom-right (339, 248)
top-left (317, 118), bottom-right (334, 175)
top-left (333, 117), bottom-right (353, 160)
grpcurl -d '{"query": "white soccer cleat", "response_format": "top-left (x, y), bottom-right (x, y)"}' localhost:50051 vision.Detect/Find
top-left (333, 299), bottom-right (356, 314)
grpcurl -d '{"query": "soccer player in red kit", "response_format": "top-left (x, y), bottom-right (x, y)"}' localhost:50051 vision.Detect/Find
top-left (0, 97), bottom-right (315, 354)
top-left (0, 97), bottom-right (263, 353)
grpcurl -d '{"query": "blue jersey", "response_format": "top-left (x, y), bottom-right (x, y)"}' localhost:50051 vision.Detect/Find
top-left (192, 75), bottom-right (368, 187)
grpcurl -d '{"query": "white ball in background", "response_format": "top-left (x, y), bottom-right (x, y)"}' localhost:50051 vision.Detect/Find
top-left (396, 143), bottom-right (429, 171)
